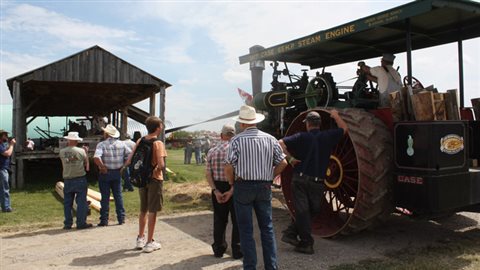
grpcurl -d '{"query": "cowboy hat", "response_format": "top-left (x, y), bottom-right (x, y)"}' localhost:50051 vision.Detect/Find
top-left (232, 105), bottom-right (265, 124)
top-left (0, 129), bottom-right (9, 135)
top-left (102, 124), bottom-right (120, 138)
top-left (64, 131), bottom-right (83, 141)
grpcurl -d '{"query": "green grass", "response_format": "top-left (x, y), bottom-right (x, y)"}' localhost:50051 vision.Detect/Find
top-left (0, 149), bottom-right (210, 232)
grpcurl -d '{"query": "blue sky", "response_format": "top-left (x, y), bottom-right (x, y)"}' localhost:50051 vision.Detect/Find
top-left (1, 0), bottom-right (479, 133)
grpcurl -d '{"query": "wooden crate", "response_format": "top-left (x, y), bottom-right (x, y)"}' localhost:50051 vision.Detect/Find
top-left (433, 93), bottom-right (446, 120)
top-left (411, 91), bottom-right (435, 121)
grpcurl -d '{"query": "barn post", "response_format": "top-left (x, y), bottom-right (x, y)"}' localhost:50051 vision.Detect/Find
top-left (149, 91), bottom-right (156, 116)
top-left (159, 86), bottom-right (166, 142)
top-left (120, 107), bottom-right (128, 140)
top-left (12, 80), bottom-right (26, 188)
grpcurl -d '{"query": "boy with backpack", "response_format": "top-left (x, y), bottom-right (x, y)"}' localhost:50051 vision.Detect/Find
top-left (127, 116), bottom-right (167, 253)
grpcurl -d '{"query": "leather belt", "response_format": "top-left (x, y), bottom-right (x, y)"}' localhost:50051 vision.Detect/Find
top-left (297, 172), bottom-right (325, 183)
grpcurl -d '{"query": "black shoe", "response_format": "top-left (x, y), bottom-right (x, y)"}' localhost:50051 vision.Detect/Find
top-left (2, 208), bottom-right (13, 213)
top-left (294, 243), bottom-right (314, 254)
top-left (212, 243), bottom-right (226, 258)
top-left (232, 250), bottom-right (243, 259)
top-left (128, 188), bottom-right (134, 192)
top-left (77, 223), bottom-right (93, 230)
top-left (97, 222), bottom-right (108, 227)
top-left (118, 220), bottom-right (125, 225)
top-left (281, 234), bottom-right (300, 247)
top-left (63, 225), bottom-right (72, 230)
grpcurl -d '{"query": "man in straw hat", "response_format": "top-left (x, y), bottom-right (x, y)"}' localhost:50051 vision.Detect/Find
top-left (0, 129), bottom-right (15, 213)
top-left (225, 105), bottom-right (288, 270)
top-left (360, 53), bottom-right (402, 107)
top-left (59, 131), bottom-right (92, 229)
top-left (206, 124), bottom-right (242, 259)
top-left (94, 124), bottom-right (132, 226)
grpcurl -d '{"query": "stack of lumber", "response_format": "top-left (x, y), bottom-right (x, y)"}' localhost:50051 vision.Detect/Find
top-left (390, 87), bottom-right (463, 121)
top-left (55, 181), bottom-right (110, 212)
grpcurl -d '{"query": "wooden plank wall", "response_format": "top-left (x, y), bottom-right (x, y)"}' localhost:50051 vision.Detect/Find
top-left (31, 47), bottom-right (162, 86)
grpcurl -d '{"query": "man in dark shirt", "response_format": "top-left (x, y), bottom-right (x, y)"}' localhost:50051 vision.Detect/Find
top-left (0, 130), bottom-right (15, 213)
top-left (279, 110), bottom-right (348, 254)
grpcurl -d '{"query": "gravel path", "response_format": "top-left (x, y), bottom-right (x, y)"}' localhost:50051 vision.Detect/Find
top-left (1, 206), bottom-right (480, 269)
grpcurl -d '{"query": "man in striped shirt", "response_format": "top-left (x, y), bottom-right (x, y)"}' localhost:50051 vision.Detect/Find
top-left (94, 124), bottom-right (132, 226)
top-left (206, 124), bottom-right (242, 259)
top-left (225, 105), bottom-right (288, 270)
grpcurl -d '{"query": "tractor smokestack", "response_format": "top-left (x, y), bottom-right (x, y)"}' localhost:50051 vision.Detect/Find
top-left (249, 45), bottom-right (265, 98)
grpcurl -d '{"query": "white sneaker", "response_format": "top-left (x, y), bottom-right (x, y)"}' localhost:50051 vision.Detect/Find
top-left (143, 240), bottom-right (162, 253)
top-left (136, 236), bottom-right (146, 250)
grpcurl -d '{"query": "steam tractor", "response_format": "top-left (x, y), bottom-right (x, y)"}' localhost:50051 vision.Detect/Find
top-left (239, 0), bottom-right (480, 237)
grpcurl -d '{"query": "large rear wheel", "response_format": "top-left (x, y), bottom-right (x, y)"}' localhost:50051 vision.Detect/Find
top-left (281, 108), bottom-right (393, 237)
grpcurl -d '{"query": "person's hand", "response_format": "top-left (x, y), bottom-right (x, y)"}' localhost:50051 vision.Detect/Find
top-left (99, 166), bottom-right (107, 174)
top-left (290, 158), bottom-right (301, 167)
top-left (222, 188), bottom-right (233, 203)
top-left (214, 190), bottom-right (224, 203)
top-left (9, 138), bottom-right (16, 145)
top-left (82, 145), bottom-right (89, 153)
top-left (330, 109), bottom-right (339, 118)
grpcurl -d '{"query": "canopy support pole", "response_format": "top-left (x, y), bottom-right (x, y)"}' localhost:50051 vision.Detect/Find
top-left (406, 18), bottom-right (413, 86)
top-left (458, 38), bottom-right (464, 108)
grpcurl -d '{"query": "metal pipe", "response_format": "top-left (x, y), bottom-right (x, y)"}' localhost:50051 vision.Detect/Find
top-left (249, 45), bottom-right (265, 98)
top-left (406, 18), bottom-right (412, 86)
top-left (458, 39), bottom-right (464, 108)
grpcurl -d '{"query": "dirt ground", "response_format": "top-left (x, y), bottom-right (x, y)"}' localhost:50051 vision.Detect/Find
top-left (2, 195), bottom-right (480, 270)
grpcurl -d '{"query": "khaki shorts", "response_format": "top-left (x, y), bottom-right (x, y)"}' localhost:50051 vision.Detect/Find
top-left (139, 180), bottom-right (163, 213)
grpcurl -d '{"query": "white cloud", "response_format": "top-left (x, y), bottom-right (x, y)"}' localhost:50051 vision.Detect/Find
top-left (129, 1), bottom-right (406, 87)
top-left (0, 51), bottom-right (53, 103)
top-left (1, 4), bottom-right (137, 52)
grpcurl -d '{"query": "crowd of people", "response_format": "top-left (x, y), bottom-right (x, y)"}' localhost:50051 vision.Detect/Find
top-left (0, 104), bottom-right (347, 269)
top-left (2, 52), bottom-right (406, 268)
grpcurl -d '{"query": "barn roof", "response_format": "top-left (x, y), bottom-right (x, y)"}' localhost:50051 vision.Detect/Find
top-left (6, 45), bottom-right (171, 116)
top-left (239, 0), bottom-right (480, 69)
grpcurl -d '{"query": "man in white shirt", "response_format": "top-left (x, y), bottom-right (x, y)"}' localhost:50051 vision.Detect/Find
top-left (361, 53), bottom-right (402, 107)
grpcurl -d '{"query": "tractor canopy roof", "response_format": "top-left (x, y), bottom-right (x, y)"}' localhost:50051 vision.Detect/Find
top-left (239, 0), bottom-right (480, 69)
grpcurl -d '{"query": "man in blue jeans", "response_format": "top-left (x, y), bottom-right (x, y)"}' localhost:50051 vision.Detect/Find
top-left (59, 132), bottom-right (92, 229)
top-left (225, 105), bottom-right (287, 270)
top-left (0, 129), bottom-right (15, 213)
top-left (94, 124), bottom-right (131, 226)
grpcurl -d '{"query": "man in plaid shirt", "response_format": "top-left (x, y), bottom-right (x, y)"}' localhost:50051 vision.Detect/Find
top-left (205, 124), bottom-right (242, 259)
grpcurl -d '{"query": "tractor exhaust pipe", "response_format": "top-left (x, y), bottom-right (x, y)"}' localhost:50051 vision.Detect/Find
top-left (249, 45), bottom-right (265, 98)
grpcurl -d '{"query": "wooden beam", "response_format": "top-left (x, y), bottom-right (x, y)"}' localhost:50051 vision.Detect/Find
top-left (26, 116), bottom-right (37, 126)
top-left (159, 86), bottom-right (166, 142)
top-left (121, 107), bottom-right (128, 140)
top-left (149, 91), bottom-right (156, 116)
top-left (12, 80), bottom-right (26, 188)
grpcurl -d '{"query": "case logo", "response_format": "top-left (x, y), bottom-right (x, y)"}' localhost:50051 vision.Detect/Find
top-left (440, 134), bottom-right (464, 155)
top-left (397, 175), bottom-right (424, 185)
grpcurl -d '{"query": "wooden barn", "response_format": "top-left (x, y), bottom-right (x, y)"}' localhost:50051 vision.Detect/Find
top-left (6, 45), bottom-right (171, 188)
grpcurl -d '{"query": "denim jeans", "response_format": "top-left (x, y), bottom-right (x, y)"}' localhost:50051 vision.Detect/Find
top-left (292, 173), bottom-right (325, 245)
top-left (63, 176), bottom-right (89, 227)
top-left (98, 169), bottom-right (125, 223)
top-left (194, 147), bottom-right (202, 164)
top-left (0, 169), bottom-right (11, 211)
top-left (122, 167), bottom-right (134, 190)
top-left (234, 181), bottom-right (277, 270)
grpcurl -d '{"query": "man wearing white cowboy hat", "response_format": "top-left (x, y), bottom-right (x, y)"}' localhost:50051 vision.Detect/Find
top-left (59, 132), bottom-right (92, 229)
top-left (94, 124), bottom-right (132, 226)
top-left (0, 129), bottom-right (15, 213)
top-left (225, 105), bottom-right (288, 270)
